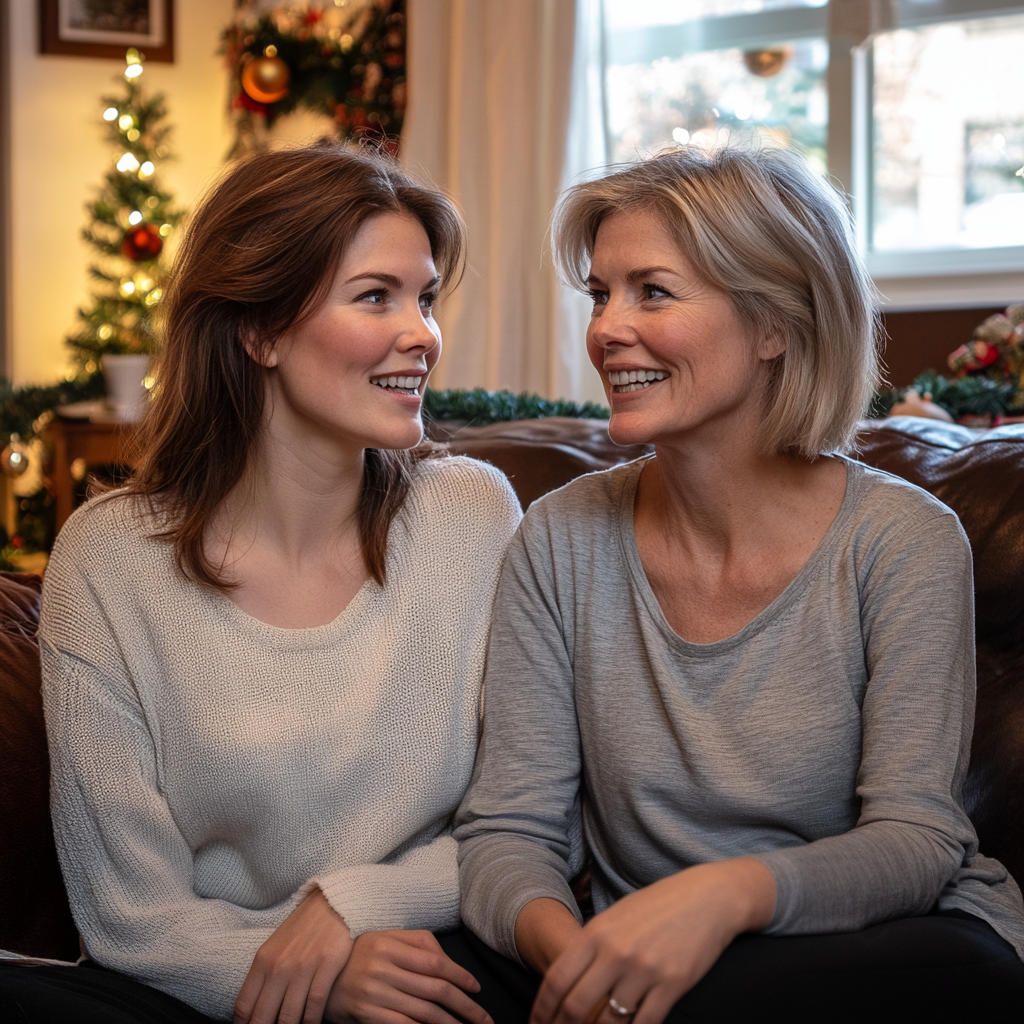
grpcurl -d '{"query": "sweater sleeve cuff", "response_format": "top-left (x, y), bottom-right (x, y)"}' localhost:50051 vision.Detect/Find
top-left (458, 834), bottom-right (583, 964)
top-left (749, 850), bottom-right (798, 934)
top-left (304, 835), bottom-right (461, 938)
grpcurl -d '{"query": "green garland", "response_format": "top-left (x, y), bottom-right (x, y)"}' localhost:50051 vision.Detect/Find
top-left (423, 387), bottom-right (609, 424)
top-left (222, 1), bottom-right (406, 155)
top-left (868, 371), bottom-right (1022, 421)
top-left (1, 374), bottom-right (105, 444)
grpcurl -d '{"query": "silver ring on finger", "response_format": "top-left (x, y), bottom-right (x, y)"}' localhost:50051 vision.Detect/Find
top-left (608, 997), bottom-right (636, 1019)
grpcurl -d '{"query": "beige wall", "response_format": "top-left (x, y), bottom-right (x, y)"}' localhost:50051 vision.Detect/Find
top-left (8, 0), bottom-right (234, 386)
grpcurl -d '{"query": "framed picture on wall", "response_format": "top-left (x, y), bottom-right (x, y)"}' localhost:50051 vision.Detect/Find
top-left (39, 0), bottom-right (175, 62)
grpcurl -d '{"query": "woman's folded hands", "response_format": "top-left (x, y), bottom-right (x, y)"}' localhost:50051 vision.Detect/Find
top-left (517, 858), bottom-right (776, 1024)
top-left (234, 888), bottom-right (491, 1024)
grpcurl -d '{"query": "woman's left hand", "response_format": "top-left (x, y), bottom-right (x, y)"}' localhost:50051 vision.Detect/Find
top-left (327, 930), bottom-right (492, 1024)
top-left (530, 858), bottom-right (776, 1024)
top-left (234, 886), bottom-right (354, 1024)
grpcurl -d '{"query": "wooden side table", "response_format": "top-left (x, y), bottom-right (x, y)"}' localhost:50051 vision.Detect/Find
top-left (45, 415), bottom-right (139, 531)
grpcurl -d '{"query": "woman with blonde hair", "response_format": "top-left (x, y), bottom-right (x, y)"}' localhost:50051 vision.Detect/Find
top-left (452, 145), bottom-right (1024, 1022)
top-left (0, 141), bottom-right (519, 1024)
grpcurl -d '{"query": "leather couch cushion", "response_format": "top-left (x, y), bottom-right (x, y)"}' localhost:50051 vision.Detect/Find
top-left (446, 417), bottom-right (652, 508)
top-left (0, 571), bottom-right (79, 960)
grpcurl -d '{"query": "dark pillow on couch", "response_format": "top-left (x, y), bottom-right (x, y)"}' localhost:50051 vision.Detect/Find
top-left (0, 570), bottom-right (79, 960)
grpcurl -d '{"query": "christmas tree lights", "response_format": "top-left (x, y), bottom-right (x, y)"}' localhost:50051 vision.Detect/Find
top-left (66, 48), bottom-right (184, 371)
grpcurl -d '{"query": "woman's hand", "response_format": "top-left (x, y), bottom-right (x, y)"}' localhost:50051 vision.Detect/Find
top-left (234, 887), bottom-right (354, 1024)
top-left (326, 930), bottom-right (492, 1024)
top-left (528, 858), bottom-right (776, 1024)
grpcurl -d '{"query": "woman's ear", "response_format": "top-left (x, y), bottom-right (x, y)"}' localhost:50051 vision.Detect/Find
top-left (241, 333), bottom-right (279, 368)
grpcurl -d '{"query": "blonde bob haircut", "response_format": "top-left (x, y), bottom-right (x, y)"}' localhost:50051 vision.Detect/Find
top-left (552, 145), bottom-right (881, 457)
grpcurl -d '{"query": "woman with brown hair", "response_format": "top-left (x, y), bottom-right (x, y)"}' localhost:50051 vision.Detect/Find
top-left (1, 141), bottom-right (519, 1024)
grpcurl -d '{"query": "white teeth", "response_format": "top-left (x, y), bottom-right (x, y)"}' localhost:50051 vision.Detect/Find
top-left (371, 375), bottom-right (423, 390)
top-left (607, 369), bottom-right (668, 388)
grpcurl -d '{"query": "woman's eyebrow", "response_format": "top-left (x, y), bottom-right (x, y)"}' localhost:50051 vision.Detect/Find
top-left (626, 265), bottom-right (677, 281)
top-left (344, 272), bottom-right (404, 287)
top-left (344, 273), bottom-right (443, 290)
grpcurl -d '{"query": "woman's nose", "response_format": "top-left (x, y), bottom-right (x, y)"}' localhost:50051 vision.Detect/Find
top-left (589, 295), bottom-right (635, 350)
top-left (397, 307), bottom-right (440, 353)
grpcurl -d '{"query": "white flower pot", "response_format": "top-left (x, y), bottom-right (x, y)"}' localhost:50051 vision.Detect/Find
top-left (102, 354), bottom-right (153, 422)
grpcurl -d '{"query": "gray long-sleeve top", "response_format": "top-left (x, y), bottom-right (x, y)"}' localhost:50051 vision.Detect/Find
top-left (455, 457), bottom-right (1024, 964)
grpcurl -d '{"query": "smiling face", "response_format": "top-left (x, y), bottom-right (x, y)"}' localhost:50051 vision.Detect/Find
top-left (586, 209), bottom-right (784, 450)
top-left (261, 212), bottom-right (442, 454)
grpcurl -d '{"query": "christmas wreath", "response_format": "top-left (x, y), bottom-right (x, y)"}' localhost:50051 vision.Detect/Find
top-left (221, 1), bottom-right (406, 156)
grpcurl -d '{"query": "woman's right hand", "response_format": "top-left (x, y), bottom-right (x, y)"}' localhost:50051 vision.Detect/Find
top-left (327, 930), bottom-right (493, 1024)
top-left (234, 887), bottom-right (354, 1024)
top-left (523, 859), bottom-right (775, 1024)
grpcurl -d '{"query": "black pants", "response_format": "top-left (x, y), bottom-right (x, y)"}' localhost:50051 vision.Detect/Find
top-left (4, 913), bottom-right (1022, 1024)
top-left (0, 960), bottom-right (217, 1024)
top-left (436, 911), bottom-right (1024, 1024)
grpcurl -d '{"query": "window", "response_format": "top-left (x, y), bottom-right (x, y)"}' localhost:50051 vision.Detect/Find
top-left (599, 0), bottom-right (1024, 289)
top-left (869, 7), bottom-right (1024, 274)
top-left (604, 1), bottom-right (828, 168)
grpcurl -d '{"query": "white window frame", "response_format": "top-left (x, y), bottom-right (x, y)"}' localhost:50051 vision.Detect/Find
top-left (603, 0), bottom-right (1024, 308)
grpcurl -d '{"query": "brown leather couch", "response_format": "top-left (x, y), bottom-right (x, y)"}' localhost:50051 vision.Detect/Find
top-left (2, 415), bottom-right (1022, 961)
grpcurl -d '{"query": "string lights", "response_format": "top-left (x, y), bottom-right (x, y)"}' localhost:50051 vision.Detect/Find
top-left (64, 48), bottom-right (184, 369)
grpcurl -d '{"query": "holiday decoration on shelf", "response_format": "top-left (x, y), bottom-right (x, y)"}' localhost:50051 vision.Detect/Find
top-left (65, 48), bottom-right (184, 370)
top-left (0, 373), bottom-right (105, 563)
top-left (947, 306), bottom-right (1024, 392)
top-left (221, 1), bottom-right (406, 156)
top-left (1, 435), bottom-right (29, 478)
top-left (870, 303), bottom-right (1024, 425)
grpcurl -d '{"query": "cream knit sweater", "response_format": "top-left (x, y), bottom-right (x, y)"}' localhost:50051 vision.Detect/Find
top-left (39, 456), bottom-right (521, 1021)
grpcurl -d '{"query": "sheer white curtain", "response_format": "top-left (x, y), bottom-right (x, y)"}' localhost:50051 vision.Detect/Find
top-left (403, 0), bottom-right (608, 403)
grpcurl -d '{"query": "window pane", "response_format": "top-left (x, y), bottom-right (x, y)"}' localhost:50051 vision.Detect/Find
top-left (605, 0), bottom-right (826, 30)
top-left (606, 39), bottom-right (828, 171)
top-left (872, 14), bottom-right (1024, 252)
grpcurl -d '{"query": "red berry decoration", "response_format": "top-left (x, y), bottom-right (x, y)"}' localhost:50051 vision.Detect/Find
top-left (121, 223), bottom-right (163, 261)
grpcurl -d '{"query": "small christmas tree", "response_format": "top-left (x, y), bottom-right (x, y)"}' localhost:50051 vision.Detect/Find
top-left (66, 48), bottom-right (185, 372)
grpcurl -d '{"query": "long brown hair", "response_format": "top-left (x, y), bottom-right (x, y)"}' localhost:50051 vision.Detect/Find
top-left (128, 140), bottom-right (465, 589)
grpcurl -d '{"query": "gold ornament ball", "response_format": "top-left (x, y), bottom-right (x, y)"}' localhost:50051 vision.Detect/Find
top-left (241, 56), bottom-right (291, 104)
top-left (742, 47), bottom-right (792, 78)
top-left (1, 439), bottom-right (29, 478)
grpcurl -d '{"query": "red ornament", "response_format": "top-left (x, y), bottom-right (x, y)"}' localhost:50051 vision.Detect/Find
top-left (121, 223), bottom-right (163, 261)
top-left (233, 91), bottom-right (268, 115)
